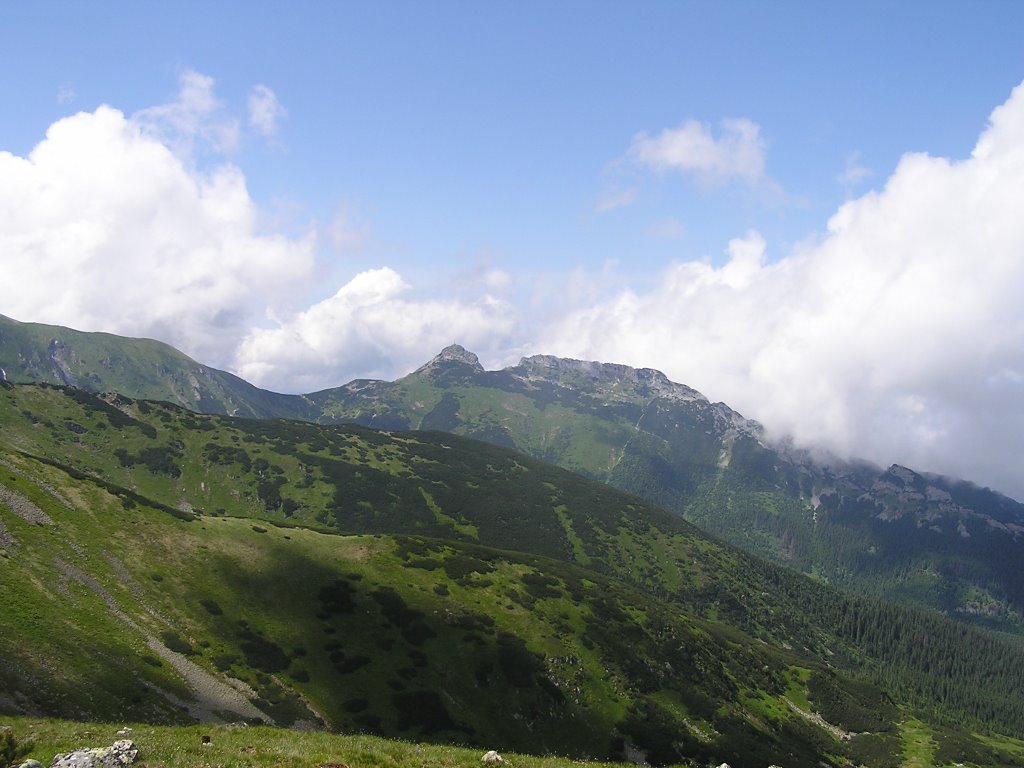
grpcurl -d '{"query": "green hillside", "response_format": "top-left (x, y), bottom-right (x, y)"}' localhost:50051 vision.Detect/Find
top-left (310, 348), bottom-right (1024, 635)
top-left (6, 318), bottom-right (1024, 636)
top-left (0, 411), bottom-right (864, 768)
top-left (4, 381), bottom-right (1024, 767)
top-left (0, 315), bottom-right (311, 420)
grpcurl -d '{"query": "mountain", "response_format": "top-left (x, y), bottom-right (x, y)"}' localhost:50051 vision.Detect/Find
top-left (0, 314), bottom-right (312, 420)
top-left (4, 381), bottom-right (1024, 768)
top-left (5, 317), bottom-right (1024, 634)
top-left (309, 345), bottom-right (1024, 632)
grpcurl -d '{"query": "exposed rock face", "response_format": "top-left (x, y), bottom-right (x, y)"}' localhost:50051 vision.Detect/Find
top-left (415, 344), bottom-right (484, 374)
top-left (0, 486), bottom-right (54, 526)
top-left (47, 338), bottom-right (78, 387)
top-left (516, 354), bottom-right (706, 403)
top-left (50, 740), bottom-right (138, 768)
top-left (0, 518), bottom-right (16, 551)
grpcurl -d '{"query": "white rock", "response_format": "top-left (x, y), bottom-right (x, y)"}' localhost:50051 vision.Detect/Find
top-left (50, 740), bottom-right (138, 768)
top-left (481, 751), bottom-right (505, 764)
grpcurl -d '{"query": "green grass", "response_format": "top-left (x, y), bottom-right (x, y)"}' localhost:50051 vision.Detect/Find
top-left (2, 717), bottom-right (636, 768)
top-left (899, 718), bottom-right (936, 768)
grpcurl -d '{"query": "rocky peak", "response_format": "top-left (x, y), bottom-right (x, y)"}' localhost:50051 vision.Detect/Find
top-left (515, 354), bottom-right (706, 403)
top-left (415, 344), bottom-right (484, 376)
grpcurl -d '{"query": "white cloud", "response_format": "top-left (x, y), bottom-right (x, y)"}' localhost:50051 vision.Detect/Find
top-left (0, 96), bottom-right (313, 365)
top-left (235, 267), bottom-right (517, 391)
top-left (544, 82), bottom-right (1024, 500)
top-left (248, 84), bottom-right (286, 138)
top-left (133, 69), bottom-right (240, 155)
top-left (627, 117), bottom-right (766, 186)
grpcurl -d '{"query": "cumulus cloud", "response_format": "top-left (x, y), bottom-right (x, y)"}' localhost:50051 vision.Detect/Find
top-left (628, 117), bottom-right (766, 186)
top-left (248, 84), bottom-right (286, 138)
top-left (544, 82), bottom-right (1024, 500)
top-left (235, 267), bottom-right (517, 391)
top-left (0, 89), bottom-right (313, 365)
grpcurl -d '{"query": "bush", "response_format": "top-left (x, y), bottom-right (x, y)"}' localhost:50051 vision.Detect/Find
top-left (0, 728), bottom-right (31, 768)
top-left (160, 630), bottom-right (197, 655)
top-left (199, 598), bottom-right (223, 615)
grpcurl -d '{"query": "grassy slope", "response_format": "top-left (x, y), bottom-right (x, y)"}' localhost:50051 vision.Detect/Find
top-left (312, 364), bottom-right (1024, 635)
top-left (0, 444), bottom-right (858, 768)
top-left (4, 717), bottom-right (1024, 768)
top-left (3, 384), bottom-right (1024, 766)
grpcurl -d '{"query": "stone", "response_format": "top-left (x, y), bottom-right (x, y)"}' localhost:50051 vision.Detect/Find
top-left (481, 751), bottom-right (505, 764)
top-left (50, 740), bottom-right (138, 768)
top-left (18, 760), bottom-right (43, 768)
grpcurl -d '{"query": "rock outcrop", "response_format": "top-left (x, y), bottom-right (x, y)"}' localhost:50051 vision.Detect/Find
top-left (49, 740), bottom-right (138, 768)
top-left (415, 345), bottom-right (485, 375)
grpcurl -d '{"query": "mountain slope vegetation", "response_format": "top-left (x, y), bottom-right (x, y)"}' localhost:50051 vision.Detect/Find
top-left (4, 316), bottom-right (1023, 635)
top-left (310, 347), bottom-right (1024, 634)
top-left (3, 381), bottom-right (1024, 767)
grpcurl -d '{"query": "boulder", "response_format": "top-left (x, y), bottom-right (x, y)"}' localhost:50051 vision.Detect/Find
top-left (50, 740), bottom-right (138, 768)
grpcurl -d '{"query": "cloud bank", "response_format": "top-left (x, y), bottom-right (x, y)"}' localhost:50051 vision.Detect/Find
top-left (546, 82), bottom-right (1024, 498)
top-left (0, 87), bottom-right (313, 364)
top-left (4, 71), bottom-right (1024, 499)
top-left (235, 267), bottom-right (516, 392)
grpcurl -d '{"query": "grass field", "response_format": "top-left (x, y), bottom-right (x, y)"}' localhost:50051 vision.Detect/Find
top-left (2, 718), bottom-right (632, 768)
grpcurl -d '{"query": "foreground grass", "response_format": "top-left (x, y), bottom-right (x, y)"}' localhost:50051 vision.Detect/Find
top-left (2, 718), bottom-right (628, 768)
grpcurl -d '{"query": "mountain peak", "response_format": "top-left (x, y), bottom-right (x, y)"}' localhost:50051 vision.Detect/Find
top-left (414, 344), bottom-right (484, 375)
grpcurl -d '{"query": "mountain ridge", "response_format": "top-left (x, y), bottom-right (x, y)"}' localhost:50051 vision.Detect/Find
top-left (4, 315), bottom-right (1024, 633)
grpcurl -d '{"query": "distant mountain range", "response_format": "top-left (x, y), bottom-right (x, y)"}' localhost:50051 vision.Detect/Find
top-left (4, 313), bottom-right (1024, 633)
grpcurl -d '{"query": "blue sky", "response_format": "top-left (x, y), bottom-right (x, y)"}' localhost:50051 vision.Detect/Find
top-left (4, 1), bottom-right (1024, 498)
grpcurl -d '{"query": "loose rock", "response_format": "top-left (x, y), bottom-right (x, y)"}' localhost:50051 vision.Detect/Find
top-left (50, 740), bottom-right (138, 768)
top-left (481, 751), bottom-right (505, 764)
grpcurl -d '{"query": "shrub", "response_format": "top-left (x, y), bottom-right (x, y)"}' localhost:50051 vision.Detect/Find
top-left (199, 598), bottom-right (223, 615)
top-left (1, 728), bottom-right (31, 768)
top-left (160, 630), bottom-right (197, 655)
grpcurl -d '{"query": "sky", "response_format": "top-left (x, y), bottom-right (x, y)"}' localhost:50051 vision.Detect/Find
top-left (3, 1), bottom-right (1024, 499)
